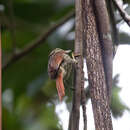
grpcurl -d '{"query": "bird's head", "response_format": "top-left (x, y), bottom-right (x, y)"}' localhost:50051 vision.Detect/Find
top-left (49, 48), bottom-right (72, 57)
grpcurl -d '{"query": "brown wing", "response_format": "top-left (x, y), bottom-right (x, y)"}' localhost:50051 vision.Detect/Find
top-left (48, 51), bottom-right (65, 79)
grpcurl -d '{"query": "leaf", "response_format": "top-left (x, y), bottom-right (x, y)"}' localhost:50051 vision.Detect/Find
top-left (2, 107), bottom-right (22, 130)
top-left (111, 84), bottom-right (130, 118)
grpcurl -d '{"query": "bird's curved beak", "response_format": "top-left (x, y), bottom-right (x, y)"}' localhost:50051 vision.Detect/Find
top-left (65, 50), bottom-right (72, 53)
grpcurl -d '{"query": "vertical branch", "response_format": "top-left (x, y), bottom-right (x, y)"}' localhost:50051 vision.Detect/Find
top-left (68, 0), bottom-right (85, 129)
top-left (94, 0), bottom-right (113, 103)
top-left (107, 0), bottom-right (119, 57)
top-left (107, 0), bottom-right (119, 45)
top-left (81, 88), bottom-right (87, 130)
top-left (82, 0), bottom-right (113, 129)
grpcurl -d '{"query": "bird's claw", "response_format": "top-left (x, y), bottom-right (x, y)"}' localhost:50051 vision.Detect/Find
top-left (71, 52), bottom-right (81, 63)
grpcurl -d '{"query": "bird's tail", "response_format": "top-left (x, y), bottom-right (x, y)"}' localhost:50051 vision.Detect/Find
top-left (56, 72), bottom-right (65, 101)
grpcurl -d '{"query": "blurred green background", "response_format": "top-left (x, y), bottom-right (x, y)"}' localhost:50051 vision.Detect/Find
top-left (1, 0), bottom-right (130, 130)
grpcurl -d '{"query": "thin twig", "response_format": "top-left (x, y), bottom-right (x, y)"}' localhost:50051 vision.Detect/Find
top-left (2, 11), bottom-right (75, 71)
top-left (81, 87), bottom-right (87, 130)
top-left (112, 0), bottom-right (130, 27)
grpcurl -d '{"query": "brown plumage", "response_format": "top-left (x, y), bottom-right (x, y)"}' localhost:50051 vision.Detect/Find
top-left (48, 48), bottom-right (75, 101)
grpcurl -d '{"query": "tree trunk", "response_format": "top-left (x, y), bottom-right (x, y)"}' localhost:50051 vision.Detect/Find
top-left (82, 0), bottom-right (113, 130)
top-left (94, 0), bottom-right (113, 103)
top-left (69, 0), bottom-right (113, 129)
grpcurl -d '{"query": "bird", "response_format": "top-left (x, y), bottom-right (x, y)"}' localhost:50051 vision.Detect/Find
top-left (48, 48), bottom-right (76, 101)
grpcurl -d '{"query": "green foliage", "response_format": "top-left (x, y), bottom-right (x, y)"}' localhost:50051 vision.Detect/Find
top-left (39, 104), bottom-right (59, 130)
top-left (111, 74), bottom-right (130, 118)
top-left (3, 107), bottom-right (22, 130)
top-left (2, 0), bottom-right (74, 129)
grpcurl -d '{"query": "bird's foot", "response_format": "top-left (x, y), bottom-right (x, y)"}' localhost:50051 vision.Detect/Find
top-left (71, 52), bottom-right (81, 63)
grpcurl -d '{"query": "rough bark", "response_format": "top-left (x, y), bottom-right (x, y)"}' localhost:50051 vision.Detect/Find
top-left (68, 0), bottom-right (85, 129)
top-left (82, 0), bottom-right (113, 130)
top-left (94, 0), bottom-right (113, 103)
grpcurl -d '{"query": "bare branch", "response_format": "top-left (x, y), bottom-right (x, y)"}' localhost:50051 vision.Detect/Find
top-left (107, 0), bottom-right (119, 45)
top-left (112, 0), bottom-right (130, 27)
top-left (2, 11), bottom-right (75, 71)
